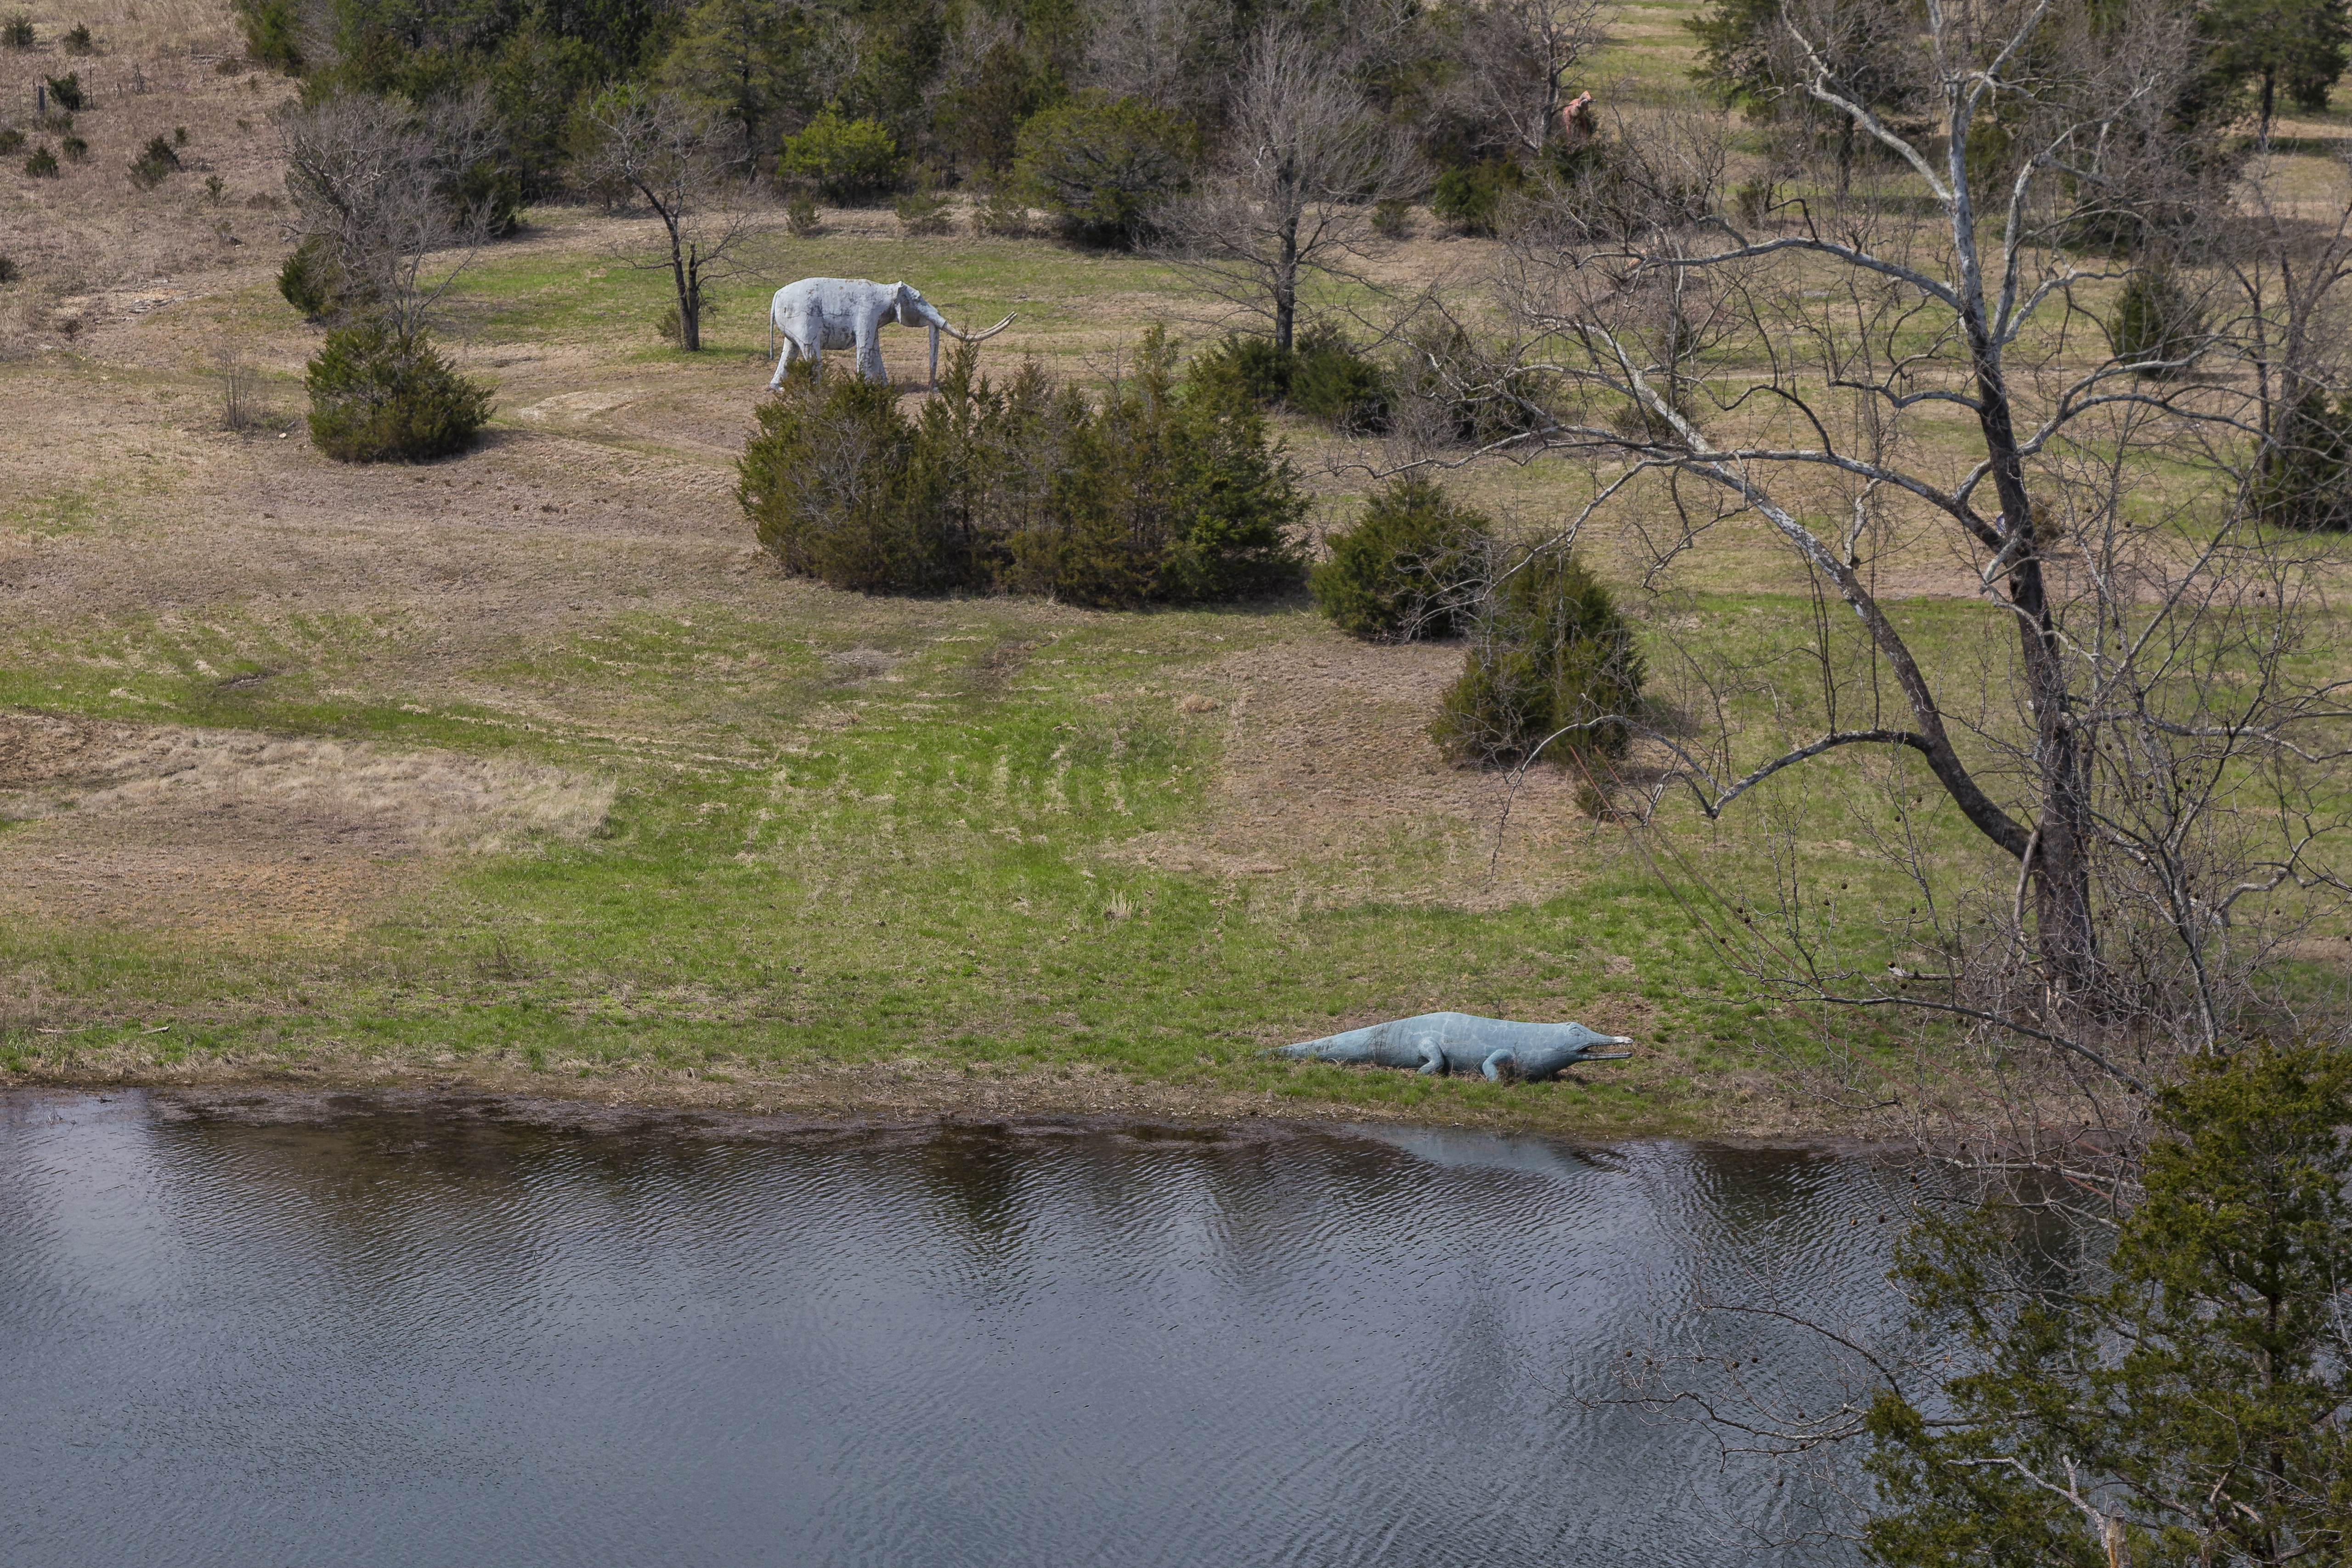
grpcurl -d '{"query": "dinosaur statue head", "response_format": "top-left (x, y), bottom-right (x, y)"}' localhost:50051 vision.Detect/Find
top-left (1505, 1023), bottom-right (1634, 1082)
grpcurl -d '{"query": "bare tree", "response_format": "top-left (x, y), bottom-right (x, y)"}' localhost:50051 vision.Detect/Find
top-left (1446, 0), bottom-right (1610, 158)
top-left (1687, 0), bottom-right (1924, 197)
top-left (278, 85), bottom-right (503, 340)
top-left (1406, 0), bottom-right (2352, 1171)
top-left (1154, 20), bottom-right (1417, 352)
top-left (575, 87), bottom-right (755, 353)
top-left (1079, 0), bottom-right (1238, 129)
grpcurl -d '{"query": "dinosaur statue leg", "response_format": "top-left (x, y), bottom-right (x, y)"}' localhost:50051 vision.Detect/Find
top-left (1481, 1048), bottom-right (1519, 1082)
top-left (1417, 1040), bottom-right (1447, 1075)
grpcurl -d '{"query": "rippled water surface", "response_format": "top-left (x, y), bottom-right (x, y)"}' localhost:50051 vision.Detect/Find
top-left (2, 1093), bottom-right (1911, 1567)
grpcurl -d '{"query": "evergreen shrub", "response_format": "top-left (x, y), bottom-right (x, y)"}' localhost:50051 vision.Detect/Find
top-left (1311, 477), bottom-right (1491, 641)
top-left (1190, 334), bottom-right (1293, 406)
top-left (1289, 329), bottom-right (1389, 434)
top-left (778, 110), bottom-right (899, 202)
top-left (893, 167), bottom-right (951, 234)
top-left (973, 175), bottom-right (1028, 236)
top-left (1191, 328), bottom-right (1389, 433)
top-left (60, 132), bottom-right (85, 160)
top-left (232, 0), bottom-right (301, 72)
top-left (2, 15), bottom-right (32, 46)
top-left (1863, 1044), bottom-right (2352, 1568)
top-left (23, 143), bottom-right (56, 176)
top-left (305, 318), bottom-right (493, 463)
top-left (62, 21), bottom-right (89, 52)
top-left (2108, 266), bottom-right (2204, 378)
top-left (0, 128), bottom-right (20, 153)
top-left (277, 234), bottom-right (356, 320)
top-left (45, 73), bottom-right (84, 110)
top-left (1011, 92), bottom-right (1191, 249)
top-left (1430, 159), bottom-right (1521, 236)
top-left (128, 133), bottom-right (181, 186)
top-left (2254, 384), bottom-right (2352, 532)
top-left (1432, 548), bottom-right (1644, 765)
top-left (740, 328), bottom-right (1306, 606)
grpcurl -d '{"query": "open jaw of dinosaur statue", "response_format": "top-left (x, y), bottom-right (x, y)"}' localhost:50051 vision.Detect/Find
top-left (1273, 1013), bottom-right (1634, 1083)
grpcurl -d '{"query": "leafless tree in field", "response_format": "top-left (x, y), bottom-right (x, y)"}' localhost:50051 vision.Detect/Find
top-left (1401, 0), bottom-right (2352, 1194)
top-left (1446, 0), bottom-right (1610, 158)
top-left (575, 88), bottom-right (755, 352)
top-left (1154, 20), bottom-right (1418, 352)
top-left (1080, 0), bottom-right (1238, 128)
top-left (278, 85), bottom-right (503, 339)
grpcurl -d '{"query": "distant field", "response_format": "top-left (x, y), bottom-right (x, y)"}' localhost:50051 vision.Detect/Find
top-left (2, 0), bottom-right (2346, 1134)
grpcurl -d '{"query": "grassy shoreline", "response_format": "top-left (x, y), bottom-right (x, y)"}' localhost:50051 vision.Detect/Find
top-left (9, 0), bottom-right (2351, 1136)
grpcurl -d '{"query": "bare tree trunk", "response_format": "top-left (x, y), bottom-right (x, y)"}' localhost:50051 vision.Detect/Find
top-left (1948, 94), bottom-right (2101, 1002)
top-left (655, 204), bottom-right (701, 351)
top-left (582, 91), bottom-right (751, 359)
top-left (1273, 215), bottom-right (1298, 352)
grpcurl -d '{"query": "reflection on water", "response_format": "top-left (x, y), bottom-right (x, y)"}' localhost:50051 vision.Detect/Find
top-left (0, 1094), bottom-right (1911, 1568)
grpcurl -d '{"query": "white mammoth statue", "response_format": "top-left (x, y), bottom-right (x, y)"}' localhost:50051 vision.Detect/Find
top-left (765, 277), bottom-right (1015, 391)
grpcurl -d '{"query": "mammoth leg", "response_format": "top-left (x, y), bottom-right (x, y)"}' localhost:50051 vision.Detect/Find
top-left (855, 321), bottom-right (888, 384)
top-left (766, 333), bottom-right (797, 390)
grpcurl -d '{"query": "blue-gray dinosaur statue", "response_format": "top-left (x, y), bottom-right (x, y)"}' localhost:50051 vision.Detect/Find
top-left (1274, 1012), bottom-right (1632, 1082)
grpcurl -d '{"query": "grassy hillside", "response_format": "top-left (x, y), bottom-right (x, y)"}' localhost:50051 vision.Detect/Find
top-left (2, 0), bottom-right (2346, 1133)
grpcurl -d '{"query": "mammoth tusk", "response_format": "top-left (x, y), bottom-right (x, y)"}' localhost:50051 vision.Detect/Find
top-left (948, 313), bottom-right (1017, 344)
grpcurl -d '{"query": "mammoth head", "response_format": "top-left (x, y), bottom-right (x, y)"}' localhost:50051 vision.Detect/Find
top-left (893, 283), bottom-right (947, 329)
top-left (891, 283), bottom-right (1016, 344)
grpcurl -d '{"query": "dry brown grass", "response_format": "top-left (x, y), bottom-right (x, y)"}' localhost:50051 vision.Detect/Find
top-left (0, 709), bottom-right (611, 939)
top-left (0, 0), bottom-right (289, 353)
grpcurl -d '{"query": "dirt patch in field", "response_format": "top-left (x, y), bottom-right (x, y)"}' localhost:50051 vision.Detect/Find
top-left (0, 710), bottom-right (611, 939)
top-left (1115, 634), bottom-right (1628, 909)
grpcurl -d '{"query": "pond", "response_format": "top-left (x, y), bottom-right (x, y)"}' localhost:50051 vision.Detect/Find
top-left (1, 1092), bottom-right (1916, 1567)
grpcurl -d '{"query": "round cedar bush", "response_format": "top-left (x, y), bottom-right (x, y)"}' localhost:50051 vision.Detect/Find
top-left (2254, 384), bottom-right (2352, 532)
top-left (1431, 548), bottom-right (1645, 766)
top-left (1011, 91), bottom-right (1191, 249)
top-left (305, 318), bottom-right (492, 463)
top-left (1311, 477), bottom-right (1490, 641)
top-left (777, 110), bottom-right (900, 202)
top-left (1190, 334), bottom-right (1293, 407)
top-left (2108, 266), bottom-right (2204, 379)
top-left (1191, 328), bottom-right (1390, 434)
